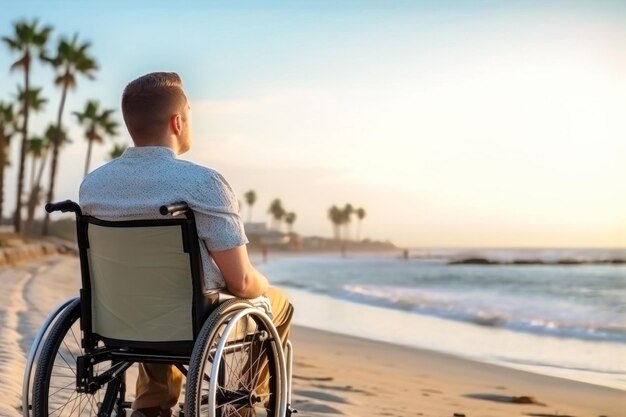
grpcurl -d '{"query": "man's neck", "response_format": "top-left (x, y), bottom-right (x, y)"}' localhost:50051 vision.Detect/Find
top-left (133, 136), bottom-right (179, 154)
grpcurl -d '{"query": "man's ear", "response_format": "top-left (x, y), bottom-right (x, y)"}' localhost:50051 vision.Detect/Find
top-left (171, 114), bottom-right (182, 135)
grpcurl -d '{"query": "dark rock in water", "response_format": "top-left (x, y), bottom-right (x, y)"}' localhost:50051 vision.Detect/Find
top-left (556, 259), bottom-right (584, 265)
top-left (512, 259), bottom-right (545, 265)
top-left (449, 257), bottom-right (495, 265)
top-left (472, 314), bottom-right (507, 327)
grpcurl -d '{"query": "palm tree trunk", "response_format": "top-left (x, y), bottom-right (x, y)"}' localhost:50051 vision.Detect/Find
top-left (84, 138), bottom-right (93, 177)
top-left (25, 151), bottom-right (49, 235)
top-left (14, 56), bottom-right (30, 233)
top-left (30, 154), bottom-right (36, 190)
top-left (42, 78), bottom-right (69, 235)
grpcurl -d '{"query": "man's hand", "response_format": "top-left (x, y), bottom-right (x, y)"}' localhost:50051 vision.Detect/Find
top-left (211, 245), bottom-right (269, 298)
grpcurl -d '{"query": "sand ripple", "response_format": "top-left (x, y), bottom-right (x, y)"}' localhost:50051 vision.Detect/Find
top-left (0, 256), bottom-right (81, 416)
top-left (0, 268), bottom-right (30, 417)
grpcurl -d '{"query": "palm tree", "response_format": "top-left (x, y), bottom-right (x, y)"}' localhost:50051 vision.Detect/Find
top-left (244, 190), bottom-right (257, 223)
top-left (25, 125), bottom-right (68, 235)
top-left (16, 86), bottom-right (48, 114)
top-left (16, 87), bottom-right (48, 185)
top-left (284, 212), bottom-right (297, 233)
top-left (342, 203), bottom-right (354, 241)
top-left (42, 33), bottom-right (97, 235)
top-left (355, 207), bottom-right (366, 241)
top-left (267, 198), bottom-right (285, 231)
top-left (2, 18), bottom-right (53, 232)
top-left (73, 100), bottom-right (118, 177)
top-left (0, 102), bottom-right (17, 221)
top-left (328, 205), bottom-right (342, 240)
top-left (27, 136), bottom-right (47, 189)
top-left (15, 86), bottom-right (48, 228)
top-left (108, 143), bottom-right (127, 160)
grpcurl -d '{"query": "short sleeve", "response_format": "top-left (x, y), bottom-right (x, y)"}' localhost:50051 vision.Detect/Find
top-left (191, 170), bottom-right (249, 252)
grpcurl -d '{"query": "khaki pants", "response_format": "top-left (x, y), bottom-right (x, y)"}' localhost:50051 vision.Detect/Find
top-left (132, 287), bottom-right (294, 410)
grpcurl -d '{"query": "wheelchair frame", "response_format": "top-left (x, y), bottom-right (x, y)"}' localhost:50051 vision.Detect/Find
top-left (23, 200), bottom-right (294, 417)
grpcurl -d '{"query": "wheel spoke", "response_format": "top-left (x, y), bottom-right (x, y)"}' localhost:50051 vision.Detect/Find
top-left (216, 393), bottom-right (249, 409)
top-left (56, 345), bottom-right (77, 376)
top-left (33, 302), bottom-right (125, 417)
top-left (189, 303), bottom-right (280, 417)
top-left (69, 325), bottom-right (81, 355)
top-left (49, 390), bottom-right (78, 416)
top-left (48, 379), bottom-right (76, 397)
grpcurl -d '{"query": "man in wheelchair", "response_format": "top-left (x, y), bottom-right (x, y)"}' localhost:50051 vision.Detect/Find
top-left (32, 72), bottom-right (293, 417)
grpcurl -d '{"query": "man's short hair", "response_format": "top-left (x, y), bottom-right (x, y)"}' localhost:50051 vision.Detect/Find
top-left (121, 72), bottom-right (187, 142)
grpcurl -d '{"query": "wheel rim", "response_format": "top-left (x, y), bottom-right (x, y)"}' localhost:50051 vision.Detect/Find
top-left (33, 303), bottom-right (123, 417)
top-left (199, 310), bottom-right (279, 417)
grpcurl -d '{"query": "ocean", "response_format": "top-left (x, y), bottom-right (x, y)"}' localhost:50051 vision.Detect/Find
top-left (256, 248), bottom-right (626, 390)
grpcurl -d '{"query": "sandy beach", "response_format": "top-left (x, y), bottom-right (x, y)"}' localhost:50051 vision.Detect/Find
top-left (0, 254), bottom-right (623, 417)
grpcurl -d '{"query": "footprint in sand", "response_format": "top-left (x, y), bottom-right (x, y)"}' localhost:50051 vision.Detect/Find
top-left (294, 389), bottom-right (350, 404)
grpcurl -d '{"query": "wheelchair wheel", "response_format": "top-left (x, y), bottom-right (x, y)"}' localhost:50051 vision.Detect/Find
top-left (22, 297), bottom-right (76, 417)
top-left (32, 299), bottom-right (126, 417)
top-left (185, 299), bottom-right (287, 417)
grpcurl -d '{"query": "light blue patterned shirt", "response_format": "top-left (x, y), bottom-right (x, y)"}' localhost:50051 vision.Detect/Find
top-left (79, 146), bottom-right (248, 289)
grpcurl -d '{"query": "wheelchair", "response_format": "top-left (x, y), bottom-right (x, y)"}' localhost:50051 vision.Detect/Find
top-left (22, 200), bottom-right (295, 417)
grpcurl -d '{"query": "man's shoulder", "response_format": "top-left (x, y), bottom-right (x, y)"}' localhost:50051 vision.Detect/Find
top-left (80, 153), bottom-right (230, 193)
top-left (171, 158), bottom-right (230, 186)
top-left (80, 158), bottom-right (121, 187)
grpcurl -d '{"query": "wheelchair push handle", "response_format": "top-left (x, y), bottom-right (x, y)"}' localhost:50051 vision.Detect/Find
top-left (159, 201), bottom-right (190, 216)
top-left (45, 200), bottom-right (82, 215)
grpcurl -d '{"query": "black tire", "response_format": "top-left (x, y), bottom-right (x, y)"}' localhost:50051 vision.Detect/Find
top-left (185, 299), bottom-right (285, 417)
top-left (32, 299), bottom-right (126, 417)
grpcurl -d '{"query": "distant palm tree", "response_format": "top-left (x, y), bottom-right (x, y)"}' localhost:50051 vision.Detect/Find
top-left (108, 143), bottom-right (127, 160)
top-left (244, 189), bottom-right (257, 223)
top-left (42, 33), bottom-right (97, 235)
top-left (342, 203), bottom-right (354, 241)
top-left (268, 198), bottom-right (286, 231)
top-left (2, 18), bottom-right (53, 232)
top-left (73, 100), bottom-right (118, 177)
top-left (0, 102), bottom-right (17, 220)
top-left (328, 205), bottom-right (342, 240)
top-left (355, 207), bottom-right (366, 241)
top-left (285, 212), bottom-right (297, 233)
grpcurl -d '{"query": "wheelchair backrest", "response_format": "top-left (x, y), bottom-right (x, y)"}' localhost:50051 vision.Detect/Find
top-left (78, 215), bottom-right (211, 350)
top-left (87, 222), bottom-right (194, 342)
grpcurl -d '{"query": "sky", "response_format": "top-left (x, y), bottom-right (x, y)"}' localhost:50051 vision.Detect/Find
top-left (0, 0), bottom-right (624, 248)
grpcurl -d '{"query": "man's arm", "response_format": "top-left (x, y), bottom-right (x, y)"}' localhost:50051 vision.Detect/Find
top-left (211, 245), bottom-right (269, 299)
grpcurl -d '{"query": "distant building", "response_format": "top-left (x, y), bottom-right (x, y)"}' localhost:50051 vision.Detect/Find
top-left (244, 222), bottom-right (269, 235)
top-left (244, 222), bottom-right (291, 246)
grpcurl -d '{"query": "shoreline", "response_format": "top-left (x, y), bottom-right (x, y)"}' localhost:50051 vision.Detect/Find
top-left (291, 324), bottom-right (625, 416)
top-left (277, 283), bottom-right (626, 393)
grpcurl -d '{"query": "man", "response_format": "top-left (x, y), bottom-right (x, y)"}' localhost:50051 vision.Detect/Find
top-left (80, 72), bottom-right (293, 417)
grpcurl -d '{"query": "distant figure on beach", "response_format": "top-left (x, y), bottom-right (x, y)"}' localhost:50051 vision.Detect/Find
top-left (79, 72), bottom-right (294, 417)
top-left (262, 243), bottom-right (269, 262)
